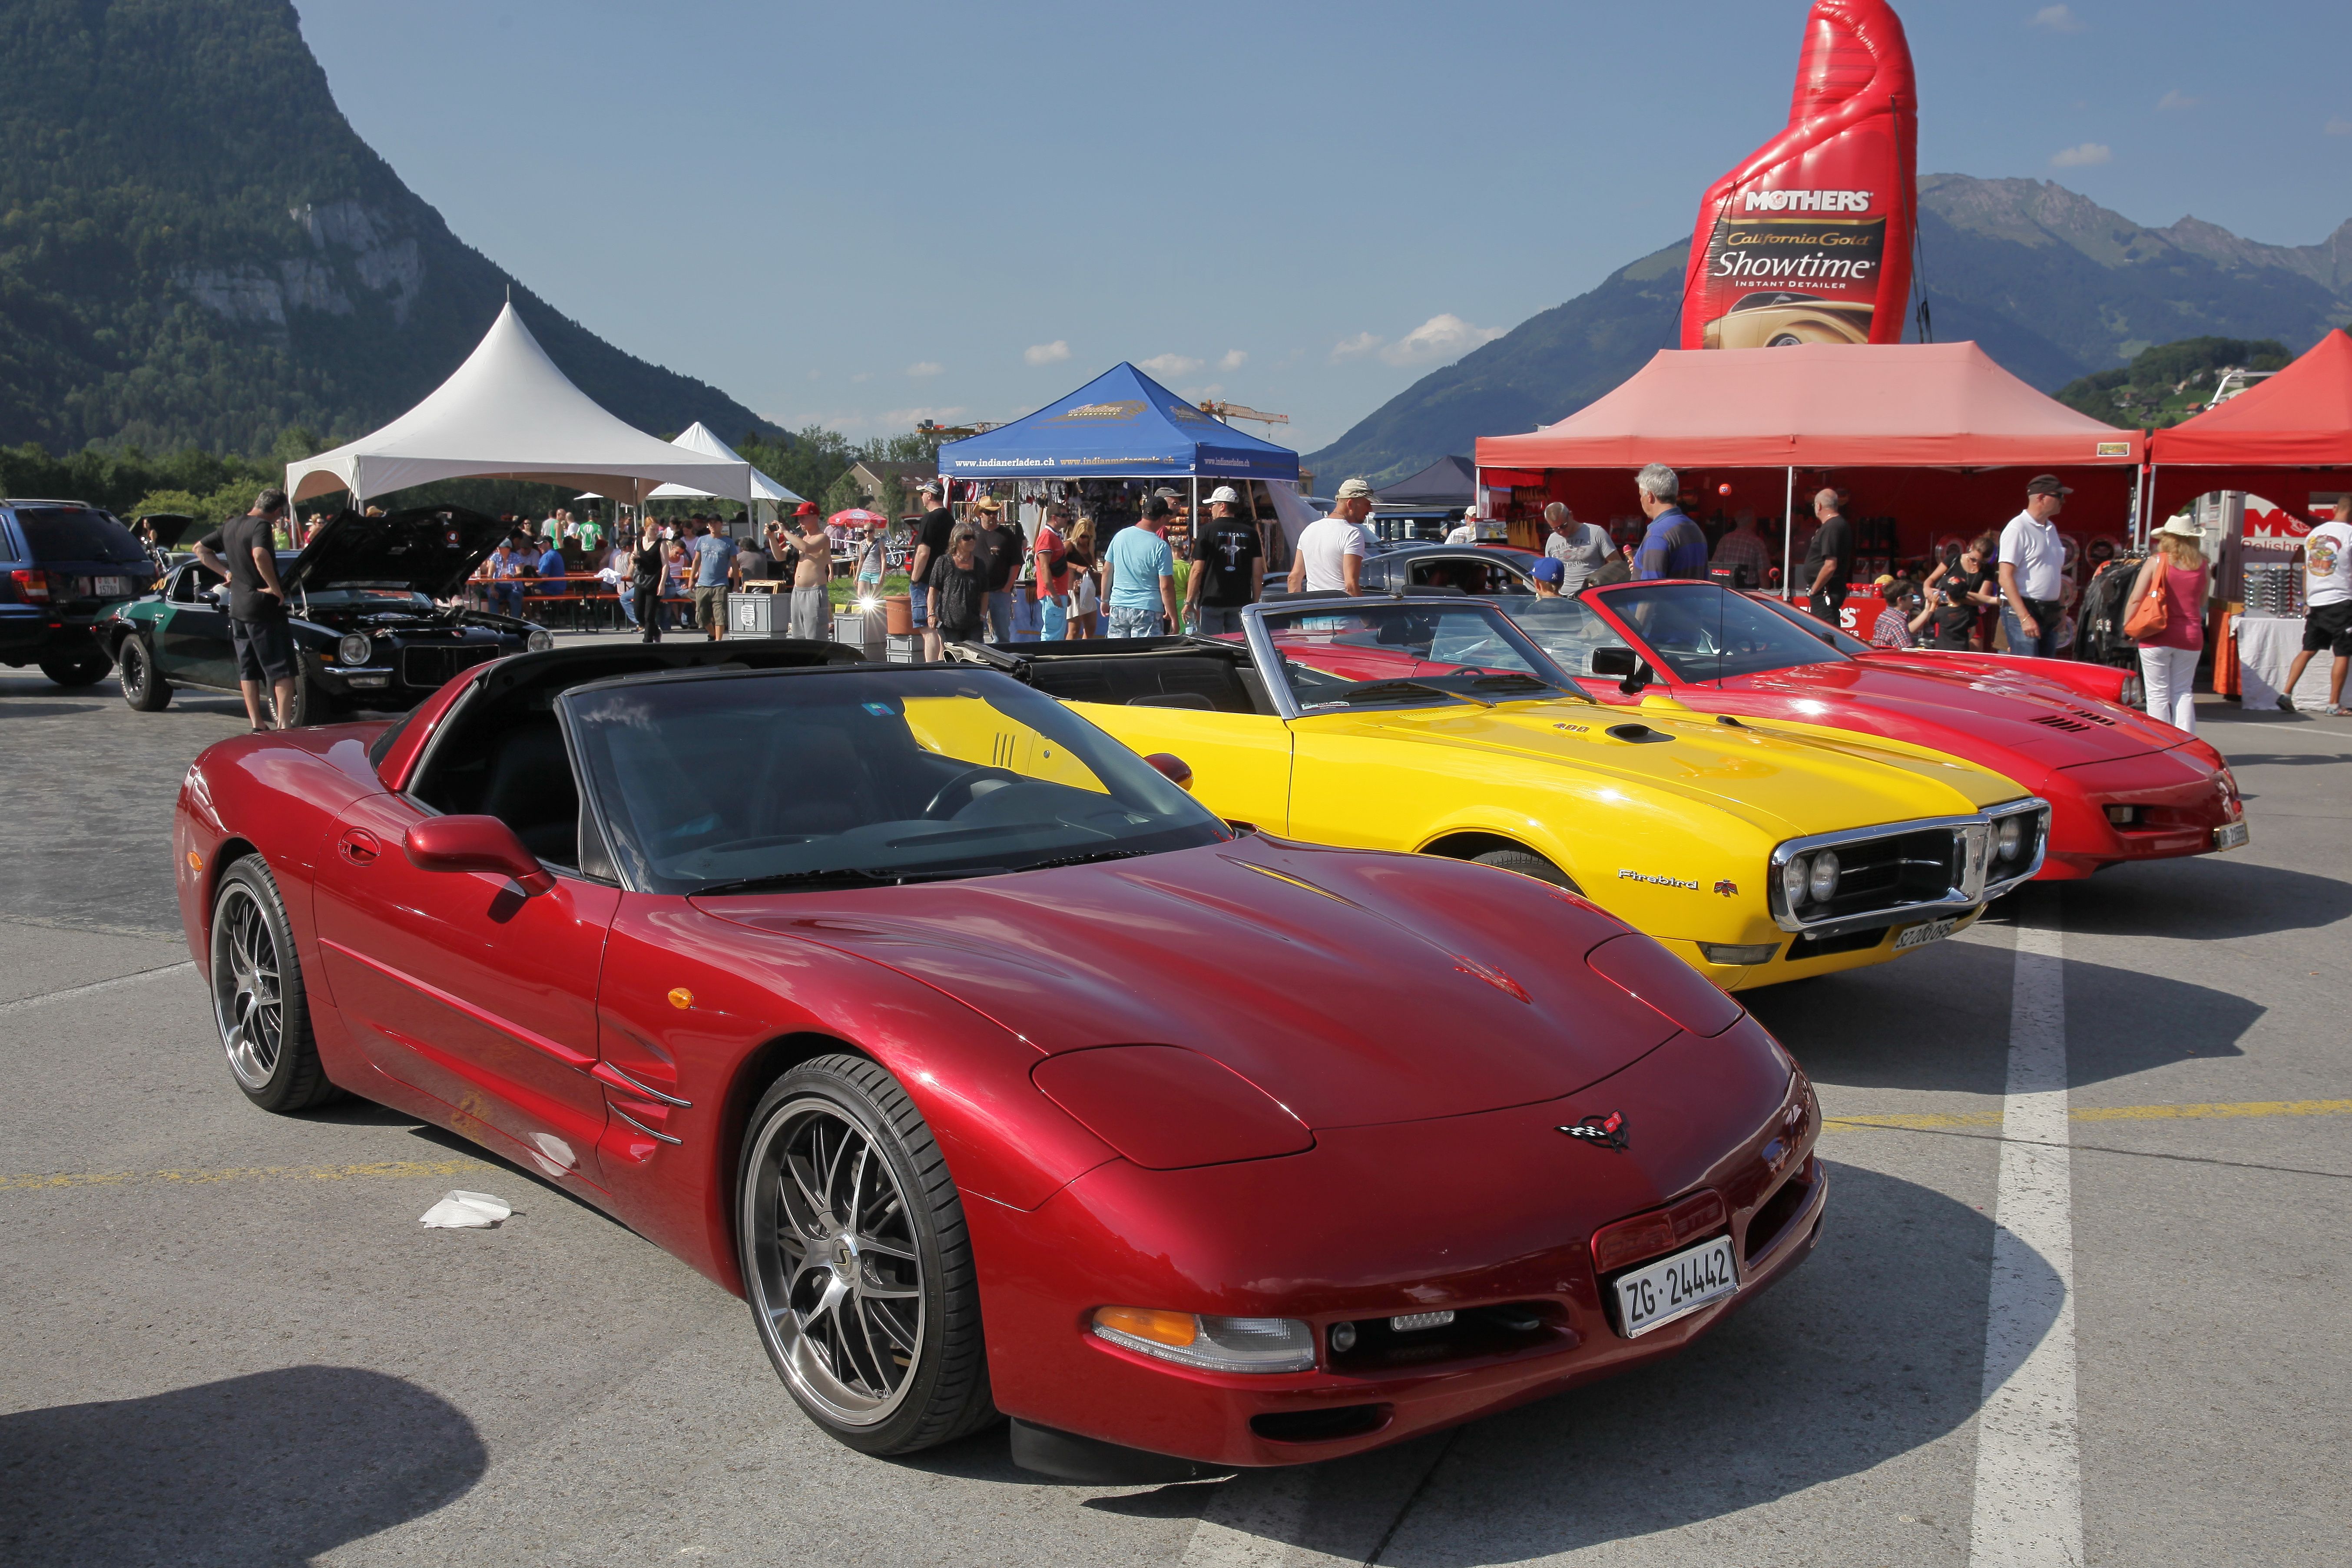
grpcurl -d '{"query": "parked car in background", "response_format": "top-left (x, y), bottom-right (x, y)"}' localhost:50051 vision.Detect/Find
top-left (1494, 581), bottom-right (2243, 880)
top-left (101, 503), bottom-right (552, 722)
top-left (0, 499), bottom-right (161, 686)
top-left (1700, 291), bottom-right (1873, 349)
top-left (1354, 543), bottom-right (1546, 596)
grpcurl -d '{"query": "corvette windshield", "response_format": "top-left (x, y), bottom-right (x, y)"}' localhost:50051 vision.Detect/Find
top-left (560, 668), bottom-right (1227, 896)
top-left (1596, 583), bottom-right (1846, 683)
top-left (1259, 601), bottom-right (1578, 711)
top-left (1750, 592), bottom-right (1874, 656)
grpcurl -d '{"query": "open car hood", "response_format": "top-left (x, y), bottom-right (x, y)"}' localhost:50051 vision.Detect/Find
top-left (136, 513), bottom-right (201, 550)
top-left (694, 837), bottom-right (1698, 1131)
top-left (282, 504), bottom-right (507, 598)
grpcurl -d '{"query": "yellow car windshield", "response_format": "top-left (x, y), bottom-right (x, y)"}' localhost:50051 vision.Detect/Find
top-left (1260, 600), bottom-right (1580, 712)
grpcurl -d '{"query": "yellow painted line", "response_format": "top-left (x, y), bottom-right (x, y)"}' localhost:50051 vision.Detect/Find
top-left (1825, 1098), bottom-right (2352, 1134)
top-left (0, 1156), bottom-right (496, 1192)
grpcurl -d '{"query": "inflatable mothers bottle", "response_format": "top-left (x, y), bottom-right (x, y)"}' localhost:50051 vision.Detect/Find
top-left (1679, 0), bottom-right (1918, 351)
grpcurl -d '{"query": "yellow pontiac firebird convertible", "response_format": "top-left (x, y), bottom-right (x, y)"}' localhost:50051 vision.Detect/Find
top-left (952, 598), bottom-right (2047, 991)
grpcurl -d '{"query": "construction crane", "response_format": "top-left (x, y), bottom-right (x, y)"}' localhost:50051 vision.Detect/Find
top-left (1197, 400), bottom-right (1289, 428)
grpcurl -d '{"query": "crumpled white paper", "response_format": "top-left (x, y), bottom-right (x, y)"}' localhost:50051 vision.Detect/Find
top-left (419, 1190), bottom-right (513, 1229)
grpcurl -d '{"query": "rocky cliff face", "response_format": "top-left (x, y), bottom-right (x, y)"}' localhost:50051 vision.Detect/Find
top-left (0, 0), bottom-right (775, 457)
top-left (1306, 175), bottom-right (2352, 487)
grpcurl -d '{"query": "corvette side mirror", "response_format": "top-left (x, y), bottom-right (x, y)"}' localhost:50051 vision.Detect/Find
top-left (404, 815), bottom-right (555, 895)
top-left (1144, 753), bottom-right (1194, 791)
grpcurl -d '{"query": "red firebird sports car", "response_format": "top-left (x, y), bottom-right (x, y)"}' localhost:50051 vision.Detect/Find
top-left (1432, 582), bottom-right (2246, 880)
top-left (174, 644), bottom-right (1825, 1476)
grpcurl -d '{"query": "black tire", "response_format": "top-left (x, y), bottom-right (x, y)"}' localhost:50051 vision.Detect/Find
top-left (209, 858), bottom-right (340, 1112)
top-left (37, 647), bottom-right (110, 688)
top-left (117, 634), bottom-right (172, 711)
top-left (1473, 847), bottom-right (1582, 893)
top-left (738, 1053), bottom-right (996, 1456)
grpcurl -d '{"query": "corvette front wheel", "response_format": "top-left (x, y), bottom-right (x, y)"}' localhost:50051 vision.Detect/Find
top-left (738, 1054), bottom-right (996, 1456)
top-left (210, 859), bottom-right (338, 1112)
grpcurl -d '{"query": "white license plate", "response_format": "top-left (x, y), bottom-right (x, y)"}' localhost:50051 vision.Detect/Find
top-left (93, 576), bottom-right (129, 596)
top-left (1894, 916), bottom-right (1959, 952)
top-left (1613, 1235), bottom-right (1739, 1338)
top-left (2214, 821), bottom-right (2249, 851)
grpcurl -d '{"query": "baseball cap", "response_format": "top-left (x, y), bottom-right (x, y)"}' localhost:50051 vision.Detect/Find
top-left (1153, 486), bottom-right (1181, 500)
top-left (1207, 485), bottom-right (1242, 505)
top-left (1872, 573), bottom-right (1897, 589)
top-left (2024, 474), bottom-right (2073, 497)
top-left (1334, 477), bottom-right (1375, 500)
top-left (1530, 557), bottom-right (1566, 585)
top-left (794, 500), bottom-right (819, 516)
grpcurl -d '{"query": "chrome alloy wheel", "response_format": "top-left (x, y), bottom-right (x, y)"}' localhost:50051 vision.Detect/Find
top-left (744, 1097), bottom-right (925, 1426)
top-left (211, 883), bottom-right (283, 1091)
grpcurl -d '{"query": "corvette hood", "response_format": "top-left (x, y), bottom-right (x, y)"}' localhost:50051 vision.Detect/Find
top-left (694, 837), bottom-right (1693, 1130)
top-left (1726, 660), bottom-right (2181, 767)
top-left (1318, 699), bottom-right (2018, 836)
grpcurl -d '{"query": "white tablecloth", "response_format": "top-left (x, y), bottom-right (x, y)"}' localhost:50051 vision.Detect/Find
top-left (2235, 615), bottom-right (2339, 709)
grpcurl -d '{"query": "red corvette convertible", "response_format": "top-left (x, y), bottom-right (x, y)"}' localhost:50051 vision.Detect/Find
top-left (1289, 581), bottom-right (2243, 880)
top-left (176, 643), bottom-right (1824, 1477)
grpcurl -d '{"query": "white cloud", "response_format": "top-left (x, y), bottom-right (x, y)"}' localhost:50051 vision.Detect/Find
top-left (805, 368), bottom-right (821, 381)
top-left (881, 405), bottom-right (966, 427)
top-left (1024, 339), bottom-right (1071, 367)
top-left (906, 361), bottom-right (944, 378)
top-left (2028, 4), bottom-right (2084, 33)
top-left (2157, 89), bottom-right (2200, 112)
top-left (2050, 142), bottom-right (2112, 168)
top-left (851, 371), bottom-right (873, 384)
top-left (1218, 349), bottom-right (1248, 372)
top-left (1137, 353), bottom-right (1203, 377)
top-left (1378, 313), bottom-right (1507, 367)
top-left (1330, 331), bottom-right (1384, 363)
top-left (2328, 117), bottom-right (2352, 137)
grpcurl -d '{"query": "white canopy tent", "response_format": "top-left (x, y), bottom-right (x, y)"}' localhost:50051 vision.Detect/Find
top-left (285, 303), bottom-right (754, 509)
top-left (646, 422), bottom-right (803, 528)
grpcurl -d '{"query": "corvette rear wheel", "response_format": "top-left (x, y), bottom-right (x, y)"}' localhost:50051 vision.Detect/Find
top-left (210, 859), bottom-right (338, 1112)
top-left (739, 1055), bottom-right (995, 1455)
top-left (1474, 846), bottom-right (1582, 893)
top-left (118, 635), bottom-right (172, 711)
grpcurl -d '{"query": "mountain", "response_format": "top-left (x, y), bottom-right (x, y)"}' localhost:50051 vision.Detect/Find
top-left (1307, 175), bottom-right (2352, 486)
top-left (2052, 336), bottom-right (2291, 430)
top-left (0, 0), bottom-right (775, 459)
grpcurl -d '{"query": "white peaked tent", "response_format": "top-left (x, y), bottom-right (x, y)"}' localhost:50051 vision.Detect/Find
top-left (646, 423), bottom-right (803, 520)
top-left (285, 303), bottom-right (753, 508)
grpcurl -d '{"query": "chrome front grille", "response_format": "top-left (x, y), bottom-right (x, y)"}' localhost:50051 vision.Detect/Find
top-left (1769, 801), bottom-right (2047, 937)
top-left (399, 643), bottom-right (502, 688)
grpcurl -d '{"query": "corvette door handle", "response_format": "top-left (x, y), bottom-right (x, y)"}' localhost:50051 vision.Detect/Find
top-left (338, 828), bottom-right (381, 865)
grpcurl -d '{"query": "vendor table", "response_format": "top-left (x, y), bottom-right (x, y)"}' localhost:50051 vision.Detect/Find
top-left (2234, 615), bottom-right (2339, 709)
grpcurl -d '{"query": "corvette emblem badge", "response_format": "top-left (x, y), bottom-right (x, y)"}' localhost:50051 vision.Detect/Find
top-left (1558, 1111), bottom-right (1630, 1151)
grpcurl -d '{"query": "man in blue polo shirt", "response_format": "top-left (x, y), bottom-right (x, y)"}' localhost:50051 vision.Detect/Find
top-left (1632, 463), bottom-right (1709, 580)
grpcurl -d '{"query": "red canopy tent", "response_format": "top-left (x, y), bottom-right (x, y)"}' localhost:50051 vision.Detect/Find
top-left (1475, 342), bottom-right (2144, 589)
top-left (2146, 329), bottom-right (2352, 528)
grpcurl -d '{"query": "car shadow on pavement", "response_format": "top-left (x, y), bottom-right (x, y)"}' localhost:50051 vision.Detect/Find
top-left (0, 1366), bottom-right (486, 1568)
top-left (1096, 1164), bottom-right (2036, 1565)
top-left (2042, 857), bottom-right (2352, 941)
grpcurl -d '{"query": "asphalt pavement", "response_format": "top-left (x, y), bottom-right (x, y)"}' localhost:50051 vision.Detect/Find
top-left (1, 662), bottom-right (2345, 1568)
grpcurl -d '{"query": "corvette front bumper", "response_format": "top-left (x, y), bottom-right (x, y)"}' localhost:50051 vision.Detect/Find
top-left (968, 1020), bottom-right (1824, 1469)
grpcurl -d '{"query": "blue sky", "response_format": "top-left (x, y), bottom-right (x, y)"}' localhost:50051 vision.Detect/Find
top-left (296, 0), bottom-right (2352, 453)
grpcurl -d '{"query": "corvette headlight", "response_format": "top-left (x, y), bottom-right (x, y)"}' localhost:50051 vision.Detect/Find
top-left (1995, 816), bottom-right (2024, 861)
top-left (1807, 850), bottom-right (1840, 905)
top-left (525, 628), bottom-right (554, 652)
top-left (336, 632), bottom-right (371, 665)
top-left (1091, 1307), bottom-right (1316, 1373)
top-left (1780, 855), bottom-right (1810, 910)
top-left (2120, 673), bottom-right (2146, 710)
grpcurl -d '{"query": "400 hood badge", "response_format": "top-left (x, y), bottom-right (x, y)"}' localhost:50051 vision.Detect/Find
top-left (1559, 1111), bottom-right (1630, 1151)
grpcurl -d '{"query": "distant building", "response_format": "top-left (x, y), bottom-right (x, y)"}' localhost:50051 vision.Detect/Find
top-left (839, 460), bottom-right (937, 524)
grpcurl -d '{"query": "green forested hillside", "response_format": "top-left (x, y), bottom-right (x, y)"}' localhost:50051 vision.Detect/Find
top-left (2051, 337), bottom-right (2291, 430)
top-left (0, 0), bottom-right (774, 458)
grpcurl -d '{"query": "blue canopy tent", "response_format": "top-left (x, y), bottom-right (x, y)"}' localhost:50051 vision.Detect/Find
top-left (937, 362), bottom-right (1301, 486)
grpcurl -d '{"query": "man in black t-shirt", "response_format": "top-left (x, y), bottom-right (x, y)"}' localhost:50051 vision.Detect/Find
top-left (1800, 488), bottom-right (1855, 625)
top-left (194, 488), bottom-right (298, 730)
top-left (908, 483), bottom-right (956, 659)
top-left (1185, 486), bottom-right (1265, 635)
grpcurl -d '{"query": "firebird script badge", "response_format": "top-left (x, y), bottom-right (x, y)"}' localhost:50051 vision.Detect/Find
top-left (1558, 1111), bottom-right (1630, 1151)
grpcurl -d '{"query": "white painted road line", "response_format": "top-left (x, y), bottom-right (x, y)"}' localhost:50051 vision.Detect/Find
top-left (0, 960), bottom-right (196, 1016)
top-left (1968, 912), bottom-right (2082, 1568)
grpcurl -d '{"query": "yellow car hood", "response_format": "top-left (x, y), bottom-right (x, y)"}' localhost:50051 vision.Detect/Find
top-left (1321, 700), bottom-right (2023, 838)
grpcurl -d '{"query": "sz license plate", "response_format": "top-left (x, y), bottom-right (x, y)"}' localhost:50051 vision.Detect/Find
top-left (93, 576), bottom-right (129, 596)
top-left (1614, 1236), bottom-right (1739, 1338)
top-left (2214, 821), bottom-right (2249, 851)
top-left (1894, 916), bottom-right (1959, 953)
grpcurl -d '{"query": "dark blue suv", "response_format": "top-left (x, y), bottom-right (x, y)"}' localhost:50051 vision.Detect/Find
top-left (0, 499), bottom-right (159, 686)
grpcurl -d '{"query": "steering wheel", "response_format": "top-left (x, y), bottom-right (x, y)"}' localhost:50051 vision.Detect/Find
top-left (923, 765), bottom-right (1024, 820)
